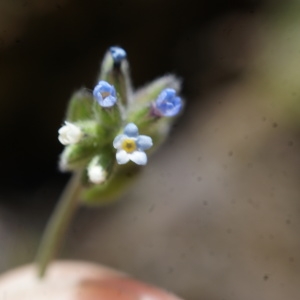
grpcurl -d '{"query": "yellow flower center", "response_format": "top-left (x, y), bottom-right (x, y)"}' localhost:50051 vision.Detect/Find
top-left (121, 138), bottom-right (136, 153)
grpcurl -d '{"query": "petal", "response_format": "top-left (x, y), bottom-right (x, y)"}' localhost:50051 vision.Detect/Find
top-left (156, 88), bottom-right (176, 105)
top-left (96, 81), bottom-right (112, 93)
top-left (136, 135), bottom-right (153, 150)
top-left (93, 85), bottom-right (104, 101)
top-left (116, 150), bottom-right (130, 164)
top-left (156, 97), bottom-right (182, 117)
top-left (101, 95), bottom-right (117, 107)
top-left (154, 88), bottom-right (182, 117)
top-left (109, 86), bottom-right (116, 97)
top-left (113, 135), bottom-right (125, 149)
top-left (110, 46), bottom-right (127, 63)
top-left (123, 123), bottom-right (139, 137)
top-left (129, 151), bottom-right (147, 165)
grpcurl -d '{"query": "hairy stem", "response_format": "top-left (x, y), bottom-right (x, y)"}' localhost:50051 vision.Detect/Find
top-left (35, 171), bottom-right (82, 278)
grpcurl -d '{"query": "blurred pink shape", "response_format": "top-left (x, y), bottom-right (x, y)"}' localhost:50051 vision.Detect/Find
top-left (0, 260), bottom-right (183, 300)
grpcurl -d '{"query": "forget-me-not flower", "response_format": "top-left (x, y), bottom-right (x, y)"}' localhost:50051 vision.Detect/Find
top-left (110, 46), bottom-right (127, 63)
top-left (113, 123), bottom-right (153, 165)
top-left (93, 81), bottom-right (117, 107)
top-left (153, 88), bottom-right (182, 117)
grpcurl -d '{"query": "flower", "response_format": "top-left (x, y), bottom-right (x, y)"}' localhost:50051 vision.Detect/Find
top-left (58, 122), bottom-right (82, 145)
top-left (113, 123), bottom-right (153, 165)
top-left (110, 46), bottom-right (127, 63)
top-left (153, 88), bottom-right (182, 117)
top-left (93, 81), bottom-right (117, 107)
top-left (88, 165), bottom-right (107, 184)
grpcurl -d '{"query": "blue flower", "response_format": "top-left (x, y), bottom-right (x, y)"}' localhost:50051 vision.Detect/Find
top-left (110, 46), bottom-right (127, 63)
top-left (113, 123), bottom-right (153, 165)
top-left (153, 88), bottom-right (182, 117)
top-left (93, 81), bottom-right (117, 107)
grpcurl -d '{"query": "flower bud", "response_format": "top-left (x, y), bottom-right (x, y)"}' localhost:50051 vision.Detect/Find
top-left (87, 157), bottom-right (107, 184)
top-left (110, 46), bottom-right (127, 64)
top-left (58, 122), bottom-right (82, 145)
top-left (88, 165), bottom-right (106, 184)
top-left (99, 47), bottom-right (132, 106)
top-left (93, 81), bottom-right (117, 108)
top-left (152, 88), bottom-right (183, 117)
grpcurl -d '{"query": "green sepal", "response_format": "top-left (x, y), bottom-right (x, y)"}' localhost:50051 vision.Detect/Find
top-left (76, 120), bottom-right (113, 146)
top-left (59, 121), bottom-right (113, 171)
top-left (66, 89), bottom-right (94, 122)
top-left (59, 143), bottom-right (97, 172)
top-left (92, 100), bottom-right (123, 131)
top-left (130, 74), bottom-right (181, 109)
top-left (126, 74), bottom-right (181, 130)
top-left (98, 49), bottom-right (132, 107)
top-left (140, 117), bottom-right (173, 153)
top-left (88, 151), bottom-right (115, 175)
top-left (80, 164), bottom-right (141, 206)
top-left (85, 149), bottom-right (115, 183)
top-left (129, 112), bottom-right (178, 155)
top-left (99, 50), bottom-right (114, 81)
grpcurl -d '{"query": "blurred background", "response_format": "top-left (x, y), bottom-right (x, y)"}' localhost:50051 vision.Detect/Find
top-left (1, 0), bottom-right (300, 299)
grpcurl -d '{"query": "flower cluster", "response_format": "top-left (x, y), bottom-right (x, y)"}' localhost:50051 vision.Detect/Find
top-left (57, 46), bottom-right (183, 204)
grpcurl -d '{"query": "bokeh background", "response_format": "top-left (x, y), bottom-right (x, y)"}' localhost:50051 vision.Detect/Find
top-left (1, 0), bottom-right (300, 299)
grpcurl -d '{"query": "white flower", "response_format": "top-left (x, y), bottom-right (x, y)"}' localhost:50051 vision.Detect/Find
top-left (113, 123), bottom-right (153, 165)
top-left (58, 121), bottom-right (82, 145)
top-left (87, 164), bottom-right (107, 184)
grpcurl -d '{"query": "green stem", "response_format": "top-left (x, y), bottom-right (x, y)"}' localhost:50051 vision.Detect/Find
top-left (35, 171), bottom-right (82, 278)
